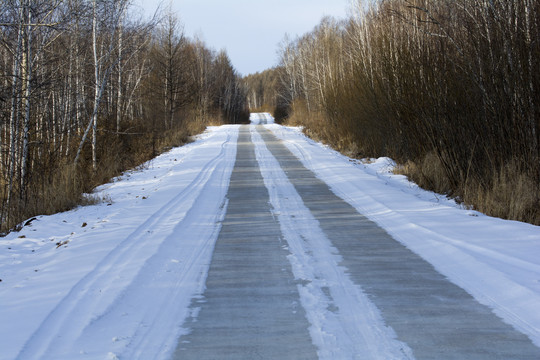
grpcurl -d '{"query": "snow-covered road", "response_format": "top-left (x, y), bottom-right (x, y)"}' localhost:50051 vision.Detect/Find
top-left (1, 114), bottom-right (540, 359)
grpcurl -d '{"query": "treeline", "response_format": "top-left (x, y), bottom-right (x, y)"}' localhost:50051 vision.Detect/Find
top-left (242, 68), bottom-right (279, 112)
top-left (242, 67), bottom-right (290, 122)
top-left (0, 0), bottom-right (248, 233)
top-left (249, 0), bottom-right (539, 224)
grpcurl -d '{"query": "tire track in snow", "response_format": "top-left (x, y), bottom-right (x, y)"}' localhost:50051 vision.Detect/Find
top-left (89, 134), bottom-right (237, 359)
top-left (15, 126), bottom-right (239, 360)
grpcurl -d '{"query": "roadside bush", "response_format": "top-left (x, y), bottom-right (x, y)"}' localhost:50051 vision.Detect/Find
top-left (268, 0), bottom-right (540, 225)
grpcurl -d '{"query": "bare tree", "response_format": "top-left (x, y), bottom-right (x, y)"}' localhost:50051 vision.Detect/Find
top-left (74, 0), bottom-right (129, 170)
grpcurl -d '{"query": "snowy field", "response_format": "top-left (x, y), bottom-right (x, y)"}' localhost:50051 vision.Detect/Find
top-left (1, 115), bottom-right (539, 359)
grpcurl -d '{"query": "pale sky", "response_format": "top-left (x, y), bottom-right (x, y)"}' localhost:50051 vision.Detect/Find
top-left (133, 0), bottom-right (350, 76)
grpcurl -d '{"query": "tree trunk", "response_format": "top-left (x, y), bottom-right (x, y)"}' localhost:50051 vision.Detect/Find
top-left (20, 0), bottom-right (32, 201)
top-left (117, 9), bottom-right (124, 135)
top-left (5, 3), bottom-right (24, 225)
top-left (91, 0), bottom-right (99, 171)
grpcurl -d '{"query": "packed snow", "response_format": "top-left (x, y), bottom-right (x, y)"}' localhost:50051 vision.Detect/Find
top-left (250, 112), bottom-right (274, 125)
top-left (0, 126), bottom-right (239, 360)
top-left (1, 114), bottom-right (539, 359)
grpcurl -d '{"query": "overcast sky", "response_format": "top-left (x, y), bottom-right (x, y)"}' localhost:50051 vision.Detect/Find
top-left (133, 0), bottom-right (350, 76)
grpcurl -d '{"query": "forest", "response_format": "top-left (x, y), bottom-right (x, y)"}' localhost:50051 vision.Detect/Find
top-left (1, 0), bottom-right (538, 232)
top-left (0, 0), bottom-right (248, 233)
top-left (246, 0), bottom-right (539, 225)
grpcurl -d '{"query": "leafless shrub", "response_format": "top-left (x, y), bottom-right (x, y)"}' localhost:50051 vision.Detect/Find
top-left (261, 0), bottom-right (540, 224)
top-left (0, 3), bottom-right (248, 233)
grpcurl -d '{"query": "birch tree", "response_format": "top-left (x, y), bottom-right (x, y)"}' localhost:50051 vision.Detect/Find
top-left (74, 0), bottom-right (129, 170)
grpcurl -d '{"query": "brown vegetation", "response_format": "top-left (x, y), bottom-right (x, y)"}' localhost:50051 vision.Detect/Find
top-left (0, 1), bottom-right (248, 233)
top-left (246, 0), bottom-right (540, 225)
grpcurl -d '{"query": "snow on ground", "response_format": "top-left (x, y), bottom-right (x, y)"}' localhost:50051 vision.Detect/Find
top-left (265, 121), bottom-right (540, 348)
top-left (250, 112), bottom-right (274, 125)
top-left (0, 125), bottom-right (238, 360)
top-left (1, 116), bottom-right (539, 359)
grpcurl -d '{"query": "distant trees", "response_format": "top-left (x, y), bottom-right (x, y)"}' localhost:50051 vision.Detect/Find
top-left (246, 0), bottom-right (539, 224)
top-left (243, 68), bottom-right (280, 112)
top-left (213, 50), bottom-right (249, 124)
top-left (0, 1), bottom-right (248, 233)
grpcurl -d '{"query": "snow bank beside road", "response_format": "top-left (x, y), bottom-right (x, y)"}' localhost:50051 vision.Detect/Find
top-left (267, 124), bottom-right (540, 348)
top-left (0, 126), bottom-right (238, 360)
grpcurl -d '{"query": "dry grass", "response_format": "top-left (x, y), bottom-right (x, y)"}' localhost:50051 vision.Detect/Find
top-left (3, 162), bottom-right (96, 234)
top-left (285, 100), bottom-right (361, 157)
top-left (284, 99), bottom-right (540, 226)
top-left (397, 155), bottom-right (540, 225)
top-left (464, 165), bottom-right (540, 225)
top-left (249, 104), bottom-right (274, 114)
top-left (0, 118), bottom-right (214, 234)
top-left (395, 152), bottom-right (452, 196)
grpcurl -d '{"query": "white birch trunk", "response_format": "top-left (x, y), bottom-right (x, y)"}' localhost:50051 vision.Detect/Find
top-left (91, 0), bottom-right (99, 171)
top-left (5, 3), bottom-right (24, 224)
top-left (20, 0), bottom-right (31, 201)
